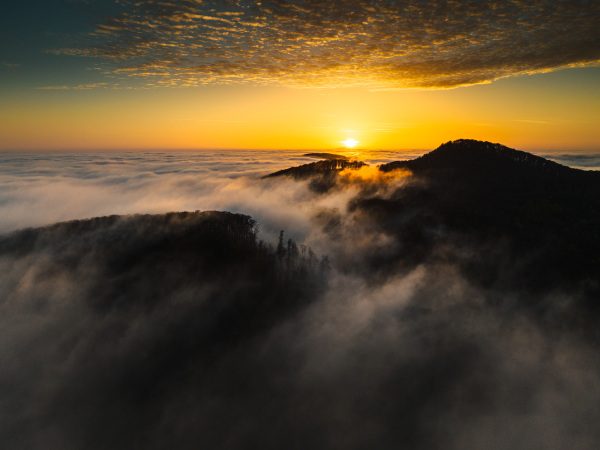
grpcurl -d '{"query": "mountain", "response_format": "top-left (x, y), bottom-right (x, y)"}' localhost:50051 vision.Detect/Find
top-left (353, 139), bottom-right (600, 297)
top-left (0, 210), bottom-right (325, 321)
top-left (0, 211), bottom-right (330, 449)
top-left (264, 159), bottom-right (365, 179)
top-left (303, 152), bottom-right (349, 160)
top-left (262, 139), bottom-right (599, 303)
top-left (264, 159), bottom-right (366, 192)
top-left (379, 139), bottom-right (586, 178)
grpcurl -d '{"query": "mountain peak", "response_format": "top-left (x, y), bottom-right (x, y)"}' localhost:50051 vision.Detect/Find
top-left (440, 138), bottom-right (507, 150)
top-left (436, 139), bottom-right (547, 164)
top-left (380, 139), bottom-right (574, 177)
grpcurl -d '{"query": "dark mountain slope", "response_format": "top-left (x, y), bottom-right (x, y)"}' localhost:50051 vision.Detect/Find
top-left (0, 211), bottom-right (328, 449)
top-left (377, 140), bottom-right (600, 233)
top-left (349, 140), bottom-right (600, 297)
top-left (0, 210), bottom-right (326, 362)
top-left (380, 139), bottom-right (585, 178)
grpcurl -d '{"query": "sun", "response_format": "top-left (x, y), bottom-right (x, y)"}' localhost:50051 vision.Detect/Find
top-left (342, 138), bottom-right (359, 148)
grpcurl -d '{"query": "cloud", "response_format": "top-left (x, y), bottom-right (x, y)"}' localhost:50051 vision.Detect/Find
top-left (543, 152), bottom-right (600, 170)
top-left (35, 85), bottom-right (71, 90)
top-left (59, 0), bottom-right (600, 88)
top-left (1, 150), bottom-right (600, 447)
top-left (0, 61), bottom-right (21, 68)
top-left (35, 83), bottom-right (112, 90)
top-left (0, 151), bottom-right (335, 240)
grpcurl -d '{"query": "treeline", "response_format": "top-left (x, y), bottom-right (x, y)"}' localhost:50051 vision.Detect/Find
top-left (264, 159), bottom-right (365, 180)
top-left (0, 210), bottom-right (329, 332)
top-left (264, 159), bottom-right (367, 193)
top-left (353, 140), bottom-right (600, 308)
top-left (0, 210), bottom-right (333, 448)
top-left (275, 229), bottom-right (330, 276)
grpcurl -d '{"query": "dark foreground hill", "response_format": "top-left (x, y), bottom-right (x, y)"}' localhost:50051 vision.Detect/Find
top-left (0, 211), bottom-right (328, 449)
top-left (0, 210), bottom-right (325, 325)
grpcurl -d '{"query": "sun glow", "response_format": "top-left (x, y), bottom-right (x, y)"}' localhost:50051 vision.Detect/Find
top-left (342, 138), bottom-right (359, 148)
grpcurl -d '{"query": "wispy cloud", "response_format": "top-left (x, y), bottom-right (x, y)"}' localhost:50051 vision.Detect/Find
top-left (35, 85), bottom-right (71, 90)
top-left (0, 60), bottom-right (21, 68)
top-left (55, 0), bottom-right (600, 89)
top-left (35, 83), bottom-right (111, 90)
top-left (172, 119), bottom-right (249, 123)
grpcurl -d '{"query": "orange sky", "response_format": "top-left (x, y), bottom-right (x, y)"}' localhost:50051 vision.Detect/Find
top-left (1, 0), bottom-right (599, 152)
top-left (2, 68), bottom-right (599, 152)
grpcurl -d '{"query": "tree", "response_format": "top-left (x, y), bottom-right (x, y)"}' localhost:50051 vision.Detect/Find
top-left (276, 230), bottom-right (285, 259)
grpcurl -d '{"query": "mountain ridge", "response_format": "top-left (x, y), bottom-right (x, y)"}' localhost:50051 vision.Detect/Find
top-left (260, 139), bottom-right (600, 297)
top-left (379, 139), bottom-right (597, 178)
top-left (263, 159), bottom-right (365, 179)
top-left (264, 139), bottom-right (599, 181)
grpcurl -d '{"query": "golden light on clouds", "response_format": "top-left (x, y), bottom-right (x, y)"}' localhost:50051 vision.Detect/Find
top-left (2, 0), bottom-right (600, 152)
top-left (2, 77), bottom-right (599, 151)
top-left (55, 0), bottom-right (600, 90)
top-left (339, 164), bottom-right (413, 184)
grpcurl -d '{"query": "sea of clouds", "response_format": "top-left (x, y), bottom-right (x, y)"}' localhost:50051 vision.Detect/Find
top-left (1, 149), bottom-right (598, 236)
top-left (1, 148), bottom-right (600, 449)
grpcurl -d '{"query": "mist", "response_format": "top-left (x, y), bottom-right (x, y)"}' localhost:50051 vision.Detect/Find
top-left (1, 148), bottom-right (599, 449)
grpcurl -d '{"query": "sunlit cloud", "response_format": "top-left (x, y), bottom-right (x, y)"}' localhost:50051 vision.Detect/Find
top-left (35, 85), bottom-right (71, 90)
top-left (35, 83), bottom-right (113, 90)
top-left (0, 61), bottom-right (21, 68)
top-left (57, 0), bottom-right (600, 89)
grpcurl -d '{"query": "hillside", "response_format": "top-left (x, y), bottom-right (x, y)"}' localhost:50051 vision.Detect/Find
top-left (355, 139), bottom-right (600, 296)
top-left (264, 159), bottom-right (365, 179)
top-left (263, 159), bottom-right (367, 192)
top-left (379, 139), bottom-right (583, 177)
top-left (262, 139), bottom-right (600, 303)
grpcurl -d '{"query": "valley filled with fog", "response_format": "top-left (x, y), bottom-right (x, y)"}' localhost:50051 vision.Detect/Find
top-left (1, 144), bottom-right (600, 449)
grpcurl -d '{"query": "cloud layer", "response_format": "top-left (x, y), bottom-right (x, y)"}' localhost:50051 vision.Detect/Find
top-left (0, 149), bottom-right (412, 237)
top-left (2, 148), bottom-right (600, 448)
top-left (64, 0), bottom-right (600, 88)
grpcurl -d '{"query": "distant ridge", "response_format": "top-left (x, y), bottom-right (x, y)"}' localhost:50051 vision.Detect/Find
top-left (379, 139), bottom-right (590, 177)
top-left (303, 152), bottom-right (349, 160)
top-left (263, 159), bottom-right (365, 180)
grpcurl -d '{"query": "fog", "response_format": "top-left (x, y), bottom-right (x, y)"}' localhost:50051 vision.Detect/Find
top-left (541, 152), bottom-right (600, 171)
top-left (1, 150), bottom-right (599, 449)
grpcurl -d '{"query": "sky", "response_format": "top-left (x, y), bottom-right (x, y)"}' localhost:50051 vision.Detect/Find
top-left (1, 0), bottom-right (599, 151)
